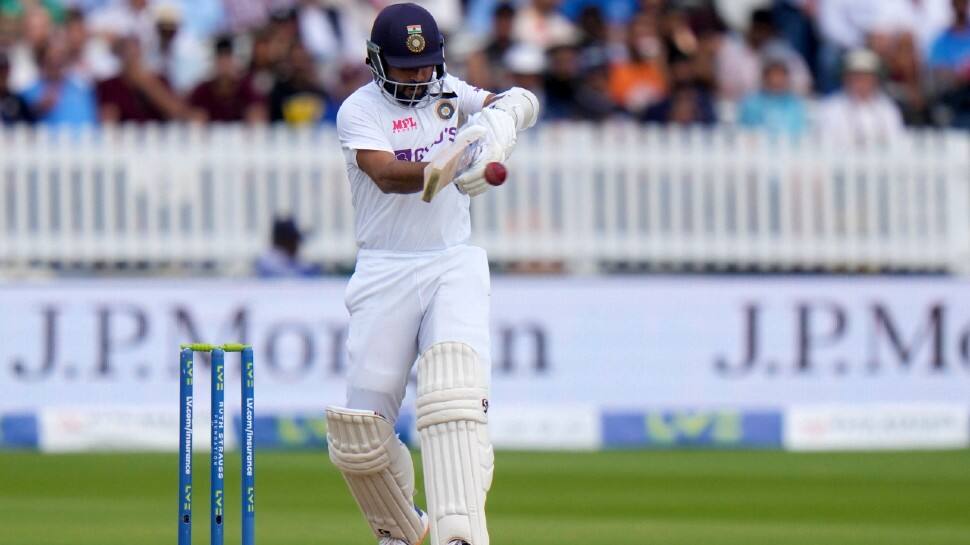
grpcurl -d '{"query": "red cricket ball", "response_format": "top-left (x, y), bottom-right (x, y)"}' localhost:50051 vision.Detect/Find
top-left (484, 162), bottom-right (507, 186)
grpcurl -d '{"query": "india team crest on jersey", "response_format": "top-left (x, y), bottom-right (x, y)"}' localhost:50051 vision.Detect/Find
top-left (406, 24), bottom-right (425, 53)
top-left (436, 100), bottom-right (455, 120)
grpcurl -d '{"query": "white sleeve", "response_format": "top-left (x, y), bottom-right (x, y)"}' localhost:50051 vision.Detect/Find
top-left (880, 98), bottom-right (905, 137)
top-left (336, 97), bottom-right (394, 159)
top-left (818, 0), bottom-right (863, 48)
top-left (447, 75), bottom-right (492, 117)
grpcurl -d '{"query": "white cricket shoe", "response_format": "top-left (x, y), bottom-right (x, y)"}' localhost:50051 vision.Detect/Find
top-left (378, 508), bottom-right (430, 545)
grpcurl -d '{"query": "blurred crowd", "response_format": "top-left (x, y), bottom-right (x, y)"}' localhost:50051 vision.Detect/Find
top-left (1, 0), bottom-right (969, 141)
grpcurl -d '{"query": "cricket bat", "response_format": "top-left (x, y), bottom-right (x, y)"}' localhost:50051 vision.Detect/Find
top-left (421, 125), bottom-right (487, 203)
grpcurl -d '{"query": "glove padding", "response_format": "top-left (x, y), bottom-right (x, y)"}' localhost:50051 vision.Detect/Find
top-left (453, 108), bottom-right (517, 197)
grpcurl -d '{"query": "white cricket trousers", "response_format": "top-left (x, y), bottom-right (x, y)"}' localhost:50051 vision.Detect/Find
top-left (343, 244), bottom-right (491, 423)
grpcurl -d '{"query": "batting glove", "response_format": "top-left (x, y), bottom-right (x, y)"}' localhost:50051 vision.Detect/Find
top-left (453, 109), bottom-right (516, 197)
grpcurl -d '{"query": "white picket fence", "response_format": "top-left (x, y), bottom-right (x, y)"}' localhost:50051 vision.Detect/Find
top-left (1, 123), bottom-right (968, 274)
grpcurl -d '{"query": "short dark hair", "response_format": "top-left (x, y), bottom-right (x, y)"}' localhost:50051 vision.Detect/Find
top-left (495, 2), bottom-right (515, 18)
top-left (65, 7), bottom-right (85, 24)
top-left (750, 8), bottom-right (776, 30)
top-left (214, 35), bottom-right (233, 56)
top-left (271, 218), bottom-right (302, 246)
top-left (762, 57), bottom-right (789, 75)
top-left (270, 7), bottom-right (297, 23)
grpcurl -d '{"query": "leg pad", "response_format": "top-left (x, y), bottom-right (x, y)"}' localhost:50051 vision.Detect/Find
top-left (327, 406), bottom-right (428, 544)
top-left (417, 342), bottom-right (493, 545)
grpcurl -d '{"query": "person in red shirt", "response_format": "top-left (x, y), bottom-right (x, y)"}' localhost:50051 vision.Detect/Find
top-left (188, 36), bottom-right (267, 124)
top-left (96, 36), bottom-right (186, 123)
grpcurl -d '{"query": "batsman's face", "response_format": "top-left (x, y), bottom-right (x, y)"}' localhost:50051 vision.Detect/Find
top-left (387, 65), bottom-right (435, 99)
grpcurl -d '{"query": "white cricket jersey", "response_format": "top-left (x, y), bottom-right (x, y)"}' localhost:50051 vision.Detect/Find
top-left (336, 75), bottom-right (491, 252)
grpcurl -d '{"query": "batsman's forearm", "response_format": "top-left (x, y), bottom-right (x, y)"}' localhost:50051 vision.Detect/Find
top-left (487, 87), bottom-right (540, 131)
top-left (373, 160), bottom-right (428, 194)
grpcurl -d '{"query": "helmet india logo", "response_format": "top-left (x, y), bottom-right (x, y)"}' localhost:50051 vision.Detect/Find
top-left (406, 24), bottom-right (425, 53)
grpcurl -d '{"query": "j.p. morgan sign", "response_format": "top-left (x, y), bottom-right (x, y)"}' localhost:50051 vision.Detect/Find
top-left (2, 278), bottom-right (968, 410)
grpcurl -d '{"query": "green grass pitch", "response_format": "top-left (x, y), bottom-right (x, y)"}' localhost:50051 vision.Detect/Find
top-left (1, 450), bottom-right (968, 545)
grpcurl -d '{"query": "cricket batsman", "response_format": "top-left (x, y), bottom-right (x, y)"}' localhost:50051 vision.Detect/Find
top-left (324, 3), bottom-right (539, 545)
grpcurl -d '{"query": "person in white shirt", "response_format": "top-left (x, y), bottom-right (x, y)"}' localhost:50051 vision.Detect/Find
top-left (325, 4), bottom-right (539, 545)
top-left (146, 3), bottom-right (210, 93)
top-left (868, 0), bottom-right (951, 54)
top-left (512, 0), bottom-right (580, 49)
top-left (816, 48), bottom-right (904, 147)
top-left (88, 0), bottom-right (157, 43)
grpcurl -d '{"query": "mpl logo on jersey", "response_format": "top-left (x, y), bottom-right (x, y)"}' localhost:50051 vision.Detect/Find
top-left (391, 117), bottom-right (418, 133)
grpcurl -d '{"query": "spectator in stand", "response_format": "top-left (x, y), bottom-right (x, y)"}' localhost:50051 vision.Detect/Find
top-left (608, 10), bottom-right (667, 116)
top-left (410, 0), bottom-right (464, 36)
top-left (269, 43), bottom-right (334, 125)
top-left (169, 0), bottom-right (225, 38)
top-left (929, 0), bottom-right (970, 127)
top-left (643, 83), bottom-right (717, 125)
top-left (816, 1), bottom-right (888, 53)
top-left (0, 49), bottom-right (33, 123)
top-left (254, 217), bottom-right (320, 278)
top-left (296, 0), bottom-right (369, 102)
top-left (267, 8), bottom-right (300, 61)
top-left (814, 0), bottom-right (886, 92)
top-left (329, 61), bottom-right (372, 104)
top-left (0, 0), bottom-right (64, 22)
top-left (715, 8), bottom-right (812, 101)
top-left (64, 8), bottom-right (118, 85)
top-left (298, 0), bottom-right (366, 65)
top-left (575, 4), bottom-right (609, 60)
top-left (189, 36), bottom-right (266, 124)
top-left (816, 48), bottom-right (904, 147)
top-left (642, 51), bottom-right (716, 126)
top-left (543, 40), bottom-right (584, 119)
top-left (738, 57), bottom-right (808, 135)
top-left (465, 2), bottom-right (517, 91)
top-left (504, 42), bottom-right (546, 100)
top-left (513, 0), bottom-right (579, 49)
top-left (931, 0), bottom-right (970, 69)
top-left (714, 0), bottom-right (772, 32)
top-left (773, 0), bottom-right (820, 82)
top-left (96, 36), bottom-right (186, 122)
top-left (6, 4), bottom-right (55, 91)
top-left (574, 54), bottom-right (619, 120)
top-left (815, 0), bottom-right (949, 92)
top-left (0, 10), bottom-right (13, 46)
top-left (880, 31), bottom-right (930, 124)
top-left (247, 27), bottom-right (280, 99)
top-left (669, 5), bottom-right (719, 95)
top-left (148, 3), bottom-right (208, 94)
top-left (88, 0), bottom-right (157, 44)
top-left (1, 0), bottom-right (965, 131)
top-left (871, 0), bottom-right (951, 54)
top-left (222, 0), bottom-right (270, 33)
top-left (21, 36), bottom-right (97, 126)
top-left (464, 0), bottom-right (499, 35)
top-left (560, 0), bottom-right (639, 25)
top-left (659, 5), bottom-right (702, 65)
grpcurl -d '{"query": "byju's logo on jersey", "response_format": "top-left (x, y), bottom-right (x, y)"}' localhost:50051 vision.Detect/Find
top-left (392, 117), bottom-right (418, 133)
top-left (394, 126), bottom-right (458, 162)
